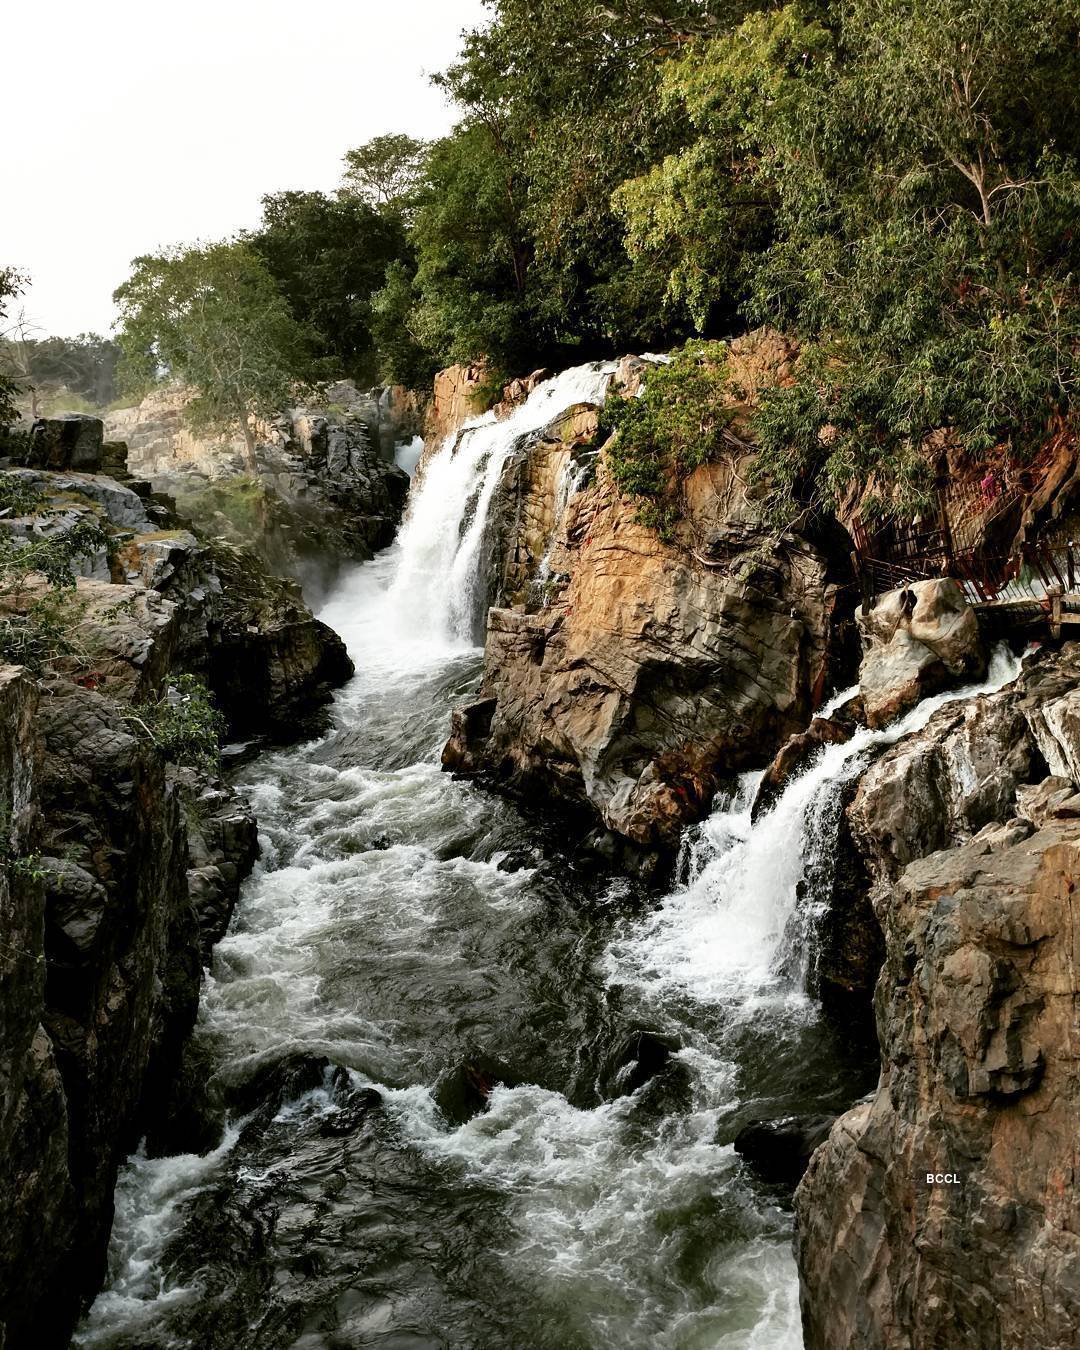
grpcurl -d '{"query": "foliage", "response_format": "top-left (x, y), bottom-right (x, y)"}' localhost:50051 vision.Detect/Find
top-left (0, 474), bottom-right (47, 518)
top-left (0, 516), bottom-right (111, 599)
top-left (341, 134), bottom-right (429, 213)
top-left (113, 241), bottom-right (321, 471)
top-left (617, 0), bottom-right (1080, 520)
top-left (127, 674), bottom-right (226, 773)
top-left (248, 191), bottom-right (409, 384)
top-left (0, 591), bottom-right (90, 675)
top-left (0, 268), bottom-right (29, 424)
top-left (0, 332), bottom-right (121, 411)
top-left (603, 342), bottom-right (732, 536)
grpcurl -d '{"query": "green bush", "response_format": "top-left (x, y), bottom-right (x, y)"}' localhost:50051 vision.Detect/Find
top-left (127, 674), bottom-right (226, 772)
top-left (602, 341), bottom-right (732, 538)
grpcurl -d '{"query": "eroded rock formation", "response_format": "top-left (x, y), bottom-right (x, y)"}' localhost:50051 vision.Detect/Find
top-left (444, 335), bottom-right (850, 866)
top-left (0, 418), bottom-right (354, 1347)
top-left (796, 645), bottom-right (1080, 1348)
top-left (105, 384), bottom-right (410, 594)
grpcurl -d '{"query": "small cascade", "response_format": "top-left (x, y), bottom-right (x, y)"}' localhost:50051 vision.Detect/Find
top-left (530, 452), bottom-right (596, 601)
top-left (387, 361), bottom-right (615, 646)
top-left (608, 644), bottom-right (1022, 1005)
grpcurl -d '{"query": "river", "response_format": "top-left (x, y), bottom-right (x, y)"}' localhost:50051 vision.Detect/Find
top-left (75, 370), bottom-right (1015, 1350)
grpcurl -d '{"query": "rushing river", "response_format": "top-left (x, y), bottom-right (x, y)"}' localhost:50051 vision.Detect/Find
top-left (76, 370), bottom-right (1017, 1350)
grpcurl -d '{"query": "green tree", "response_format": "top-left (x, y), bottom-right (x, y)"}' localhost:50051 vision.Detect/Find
top-left (0, 269), bottom-right (29, 424)
top-left (341, 134), bottom-right (429, 213)
top-left (411, 0), bottom-right (747, 370)
top-left (248, 190), bottom-right (409, 384)
top-left (113, 241), bottom-right (319, 473)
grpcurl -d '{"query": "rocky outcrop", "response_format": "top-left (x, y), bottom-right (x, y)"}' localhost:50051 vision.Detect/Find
top-left (0, 450), bottom-right (352, 1348)
top-left (795, 644), bottom-right (1080, 1348)
top-left (444, 336), bottom-right (850, 865)
top-left (105, 386), bottom-right (410, 595)
top-left (424, 362), bottom-right (490, 445)
top-left (857, 578), bottom-right (986, 728)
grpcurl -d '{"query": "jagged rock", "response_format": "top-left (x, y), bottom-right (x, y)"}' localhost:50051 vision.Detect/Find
top-left (105, 387), bottom-right (410, 594)
top-left (753, 701), bottom-right (861, 818)
top-left (0, 450), bottom-right (355, 1345)
top-left (858, 579), bottom-right (985, 728)
top-left (797, 642), bottom-right (1080, 1347)
top-left (445, 468), bottom-right (838, 855)
top-left (424, 362), bottom-right (489, 445)
top-left (21, 415), bottom-right (103, 472)
top-left (795, 819), bottom-right (1080, 1349)
top-left (849, 689), bottom-right (1040, 884)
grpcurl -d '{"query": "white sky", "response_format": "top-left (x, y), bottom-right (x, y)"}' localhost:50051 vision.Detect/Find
top-left (2, 0), bottom-right (489, 337)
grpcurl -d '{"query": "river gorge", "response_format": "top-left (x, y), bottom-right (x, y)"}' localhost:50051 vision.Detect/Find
top-left (2, 358), bottom-right (1078, 1350)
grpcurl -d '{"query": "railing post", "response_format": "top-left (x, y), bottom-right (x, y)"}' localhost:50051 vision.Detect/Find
top-left (1049, 582), bottom-right (1063, 640)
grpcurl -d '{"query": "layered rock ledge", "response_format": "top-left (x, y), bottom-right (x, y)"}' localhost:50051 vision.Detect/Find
top-left (795, 645), bottom-right (1080, 1348)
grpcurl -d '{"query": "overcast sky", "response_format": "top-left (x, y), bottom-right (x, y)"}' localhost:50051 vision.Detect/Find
top-left (2, 0), bottom-right (488, 337)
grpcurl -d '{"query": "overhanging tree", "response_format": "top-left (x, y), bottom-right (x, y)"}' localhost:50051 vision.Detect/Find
top-left (114, 241), bottom-right (319, 473)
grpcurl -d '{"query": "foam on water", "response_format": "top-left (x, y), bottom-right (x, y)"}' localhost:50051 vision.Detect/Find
top-left (78, 358), bottom-right (1026, 1350)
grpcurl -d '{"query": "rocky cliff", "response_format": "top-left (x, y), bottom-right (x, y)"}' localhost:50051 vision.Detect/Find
top-left (0, 416), bottom-right (352, 1348)
top-left (795, 644), bottom-right (1080, 1348)
top-left (105, 383), bottom-right (412, 596)
top-left (443, 336), bottom-right (852, 870)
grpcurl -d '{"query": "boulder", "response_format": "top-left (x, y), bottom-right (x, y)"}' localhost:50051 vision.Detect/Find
top-left (22, 415), bottom-right (103, 472)
top-left (734, 1114), bottom-right (837, 1188)
top-left (858, 579), bottom-right (985, 728)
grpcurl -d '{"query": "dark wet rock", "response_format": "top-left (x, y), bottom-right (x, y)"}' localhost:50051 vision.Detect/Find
top-left (433, 1055), bottom-right (520, 1125)
top-left (734, 1114), bottom-right (836, 1188)
top-left (221, 1053), bottom-right (334, 1118)
top-left (753, 701), bottom-right (861, 819)
top-left (21, 414), bottom-right (104, 472)
top-left (607, 1029), bottom-right (680, 1096)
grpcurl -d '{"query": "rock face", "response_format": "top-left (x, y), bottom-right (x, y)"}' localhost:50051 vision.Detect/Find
top-left (0, 454), bottom-right (352, 1348)
top-left (795, 645), bottom-right (1080, 1349)
top-left (443, 336), bottom-right (848, 863)
top-left (424, 362), bottom-right (490, 445)
top-left (105, 384), bottom-right (410, 595)
top-left (858, 578), bottom-right (986, 728)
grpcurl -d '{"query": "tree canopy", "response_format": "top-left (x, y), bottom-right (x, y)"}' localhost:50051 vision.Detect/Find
top-left (113, 241), bottom-right (319, 472)
top-left (106, 0), bottom-right (1080, 519)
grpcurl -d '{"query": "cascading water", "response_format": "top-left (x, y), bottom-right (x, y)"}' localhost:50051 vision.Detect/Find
top-left (387, 362), bottom-right (615, 646)
top-left (76, 368), bottom-right (1023, 1349)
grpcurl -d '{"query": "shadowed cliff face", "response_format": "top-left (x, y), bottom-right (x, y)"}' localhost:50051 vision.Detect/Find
top-left (0, 417), bottom-right (355, 1348)
top-left (795, 645), bottom-right (1080, 1349)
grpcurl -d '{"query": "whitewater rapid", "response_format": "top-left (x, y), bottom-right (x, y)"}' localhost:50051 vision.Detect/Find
top-left (77, 371), bottom-right (1022, 1350)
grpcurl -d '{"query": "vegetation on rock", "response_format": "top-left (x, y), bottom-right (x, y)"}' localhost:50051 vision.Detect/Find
top-left (603, 342), bottom-right (732, 537)
top-left (113, 242), bottom-right (320, 473)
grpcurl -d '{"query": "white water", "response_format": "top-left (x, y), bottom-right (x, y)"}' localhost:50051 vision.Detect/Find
top-left (387, 361), bottom-right (615, 646)
top-left (78, 364), bottom-right (1026, 1350)
top-left (608, 645), bottom-right (1022, 1006)
top-left (393, 435), bottom-right (424, 478)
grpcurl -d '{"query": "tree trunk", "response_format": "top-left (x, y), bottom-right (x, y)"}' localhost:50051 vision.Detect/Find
top-left (241, 416), bottom-right (258, 475)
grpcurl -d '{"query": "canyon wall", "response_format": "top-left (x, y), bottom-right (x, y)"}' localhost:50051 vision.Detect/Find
top-left (795, 646), bottom-right (1080, 1348)
top-left (0, 417), bottom-right (353, 1348)
top-left (105, 384), bottom-right (411, 595)
top-left (443, 337), bottom-right (853, 869)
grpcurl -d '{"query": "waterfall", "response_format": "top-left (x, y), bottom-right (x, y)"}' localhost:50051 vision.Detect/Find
top-left (387, 362), bottom-right (615, 647)
top-left (607, 644), bottom-right (1022, 1005)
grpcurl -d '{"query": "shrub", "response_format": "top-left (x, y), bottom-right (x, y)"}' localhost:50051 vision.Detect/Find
top-left (602, 341), bottom-right (732, 538)
top-left (126, 674), bottom-right (226, 772)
